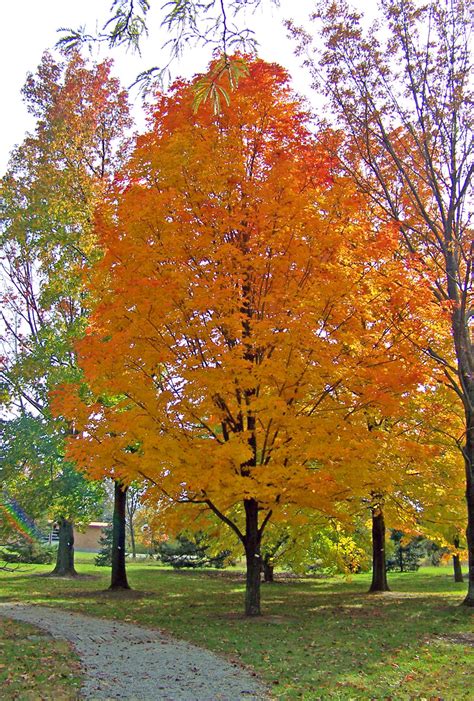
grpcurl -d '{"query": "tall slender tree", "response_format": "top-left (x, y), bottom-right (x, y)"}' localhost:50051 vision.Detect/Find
top-left (291, 0), bottom-right (473, 606)
top-left (0, 52), bottom-right (131, 574)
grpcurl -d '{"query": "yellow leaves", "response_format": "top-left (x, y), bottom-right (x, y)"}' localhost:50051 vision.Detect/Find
top-left (56, 54), bottom-right (453, 543)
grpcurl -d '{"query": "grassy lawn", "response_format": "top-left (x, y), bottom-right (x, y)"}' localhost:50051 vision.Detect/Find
top-left (0, 559), bottom-right (472, 699)
top-left (0, 616), bottom-right (82, 700)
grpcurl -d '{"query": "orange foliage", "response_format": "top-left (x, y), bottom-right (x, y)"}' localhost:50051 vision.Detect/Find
top-left (55, 56), bottom-right (441, 550)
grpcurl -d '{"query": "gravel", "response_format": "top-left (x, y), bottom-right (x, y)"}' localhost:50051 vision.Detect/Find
top-left (0, 603), bottom-right (270, 700)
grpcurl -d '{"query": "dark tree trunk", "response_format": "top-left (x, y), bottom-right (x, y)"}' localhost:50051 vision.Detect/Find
top-left (244, 499), bottom-right (261, 616)
top-left (453, 554), bottom-right (464, 583)
top-left (51, 517), bottom-right (77, 576)
top-left (262, 553), bottom-right (274, 583)
top-left (110, 481), bottom-right (130, 590)
top-left (446, 257), bottom-right (473, 606)
top-left (369, 507), bottom-right (390, 593)
top-left (464, 410), bottom-right (474, 605)
top-left (453, 536), bottom-right (464, 583)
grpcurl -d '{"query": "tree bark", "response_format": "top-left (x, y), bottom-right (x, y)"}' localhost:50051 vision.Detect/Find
top-left (129, 521), bottom-right (136, 559)
top-left (453, 554), bottom-right (464, 583)
top-left (244, 498), bottom-right (261, 616)
top-left (110, 481), bottom-right (130, 590)
top-left (262, 553), bottom-right (274, 582)
top-left (452, 536), bottom-right (464, 583)
top-left (51, 517), bottom-right (77, 576)
top-left (463, 409), bottom-right (474, 605)
top-left (368, 506), bottom-right (390, 593)
top-left (126, 488), bottom-right (138, 559)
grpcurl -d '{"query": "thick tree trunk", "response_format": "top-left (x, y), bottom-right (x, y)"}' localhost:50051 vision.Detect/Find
top-left (110, 481), bottom-right (130, 590)
top-left (51, 517), bottom-right (77, 576)
top-left (464, 410), bottom-right (474, 605)
top-left (446, 259), bottom-right (473, 606)
top-left (262, 553), bottom-right (274, 583)
top-left (369, 507), bottom-right (390, 593)
top-left (244, 499), bottom-right (261, 616)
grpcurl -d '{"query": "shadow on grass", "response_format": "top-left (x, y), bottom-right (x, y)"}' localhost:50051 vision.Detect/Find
top-left (58, 588), bottom-right (156, 600)
top-left (1, 565), bottom-right (472, 699)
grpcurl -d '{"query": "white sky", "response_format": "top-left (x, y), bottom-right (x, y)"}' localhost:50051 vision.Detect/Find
top-left (0, 0), bottom-right (322, 173)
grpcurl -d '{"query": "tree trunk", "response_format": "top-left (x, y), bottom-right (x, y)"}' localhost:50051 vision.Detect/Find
top-left (369, 507), bottom-right (390, 593)
top-left (244, 499), bottom-right (261, 616)
top-left (398, 545), bottom-right (404, 573)
top-left (464, 409), bottom-right (474, 605)
top-left (51, 517), bottom-right (77, 576)
top-left (129, 517), bottom-right (136, 560)
top-left (110, 481), bottom-right (130, 590)
top-left (126, 488), bottom-right (138, 559)
top-left (452, 536), bottom-right (464, 583)
top-left (262, 553), bottom-right (274, 583)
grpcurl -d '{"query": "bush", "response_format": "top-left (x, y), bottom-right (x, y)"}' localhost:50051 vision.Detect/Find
top-left (1, 540), bottom-right (54, 564)
top-left (157, 533), bottom-right (229, 569)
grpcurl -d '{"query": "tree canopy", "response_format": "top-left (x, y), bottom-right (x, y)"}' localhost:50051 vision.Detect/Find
top-left (290, 0), bottom-right (473, 606)
top-left (0, 53), bottom-right (131, 568)
top-left (53, 55), bottom-right (446, 614)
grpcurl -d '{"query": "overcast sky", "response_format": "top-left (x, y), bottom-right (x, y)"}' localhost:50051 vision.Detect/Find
top-left (1, 0), bottom-right (322, 173)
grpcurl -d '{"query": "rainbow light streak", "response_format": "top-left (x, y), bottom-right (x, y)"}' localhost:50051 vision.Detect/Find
top-left (0, 493), bottom-right (40, 542)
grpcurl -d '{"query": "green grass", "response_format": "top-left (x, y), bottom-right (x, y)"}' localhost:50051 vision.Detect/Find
top-left (0, 617), bottom-right (82, 700)
top-left (1, 561), bottom-right (472, 699)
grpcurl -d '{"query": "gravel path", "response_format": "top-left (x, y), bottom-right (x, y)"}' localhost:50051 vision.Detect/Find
top-left (0, 603), bottom-right (270, 700)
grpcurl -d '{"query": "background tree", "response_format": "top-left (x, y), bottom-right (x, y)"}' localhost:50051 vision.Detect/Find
top-left (60, 56), bottom-right (437, 616)
top-left (291, 0), bottom-right (473, 605)
top-left (0, 414), bottom-right (104, 576)
top-left (95, 523), bottom-right (113, 567)
top-left (360, 385), bottom-right (466, 593)
top-left (126, 484), bottom-right (145, 559)
top-left (132, 502), bottom-right (168, 557)
top-left (387, 531), bottom-right (425, 572)
top-left (0, 52), bottom-right (131, 575)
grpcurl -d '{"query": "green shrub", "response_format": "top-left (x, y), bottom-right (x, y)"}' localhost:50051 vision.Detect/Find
top-left (1, 540), bottom-right (54, 564)
top-left (157, 533), bottom-right (229, 569)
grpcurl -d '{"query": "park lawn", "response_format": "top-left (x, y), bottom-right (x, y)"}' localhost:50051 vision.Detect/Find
top-left (0, 617), bottom-right (82, 700)
top-left (0, 561), bottom-right (472, 700)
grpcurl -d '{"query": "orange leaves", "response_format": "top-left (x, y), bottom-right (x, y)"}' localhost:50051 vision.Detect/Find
top-left (62, 55), bottom-right (442, 537)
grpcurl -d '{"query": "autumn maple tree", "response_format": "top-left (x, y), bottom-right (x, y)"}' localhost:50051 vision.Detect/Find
top-left (58, 56), bottom-right (441, 615)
